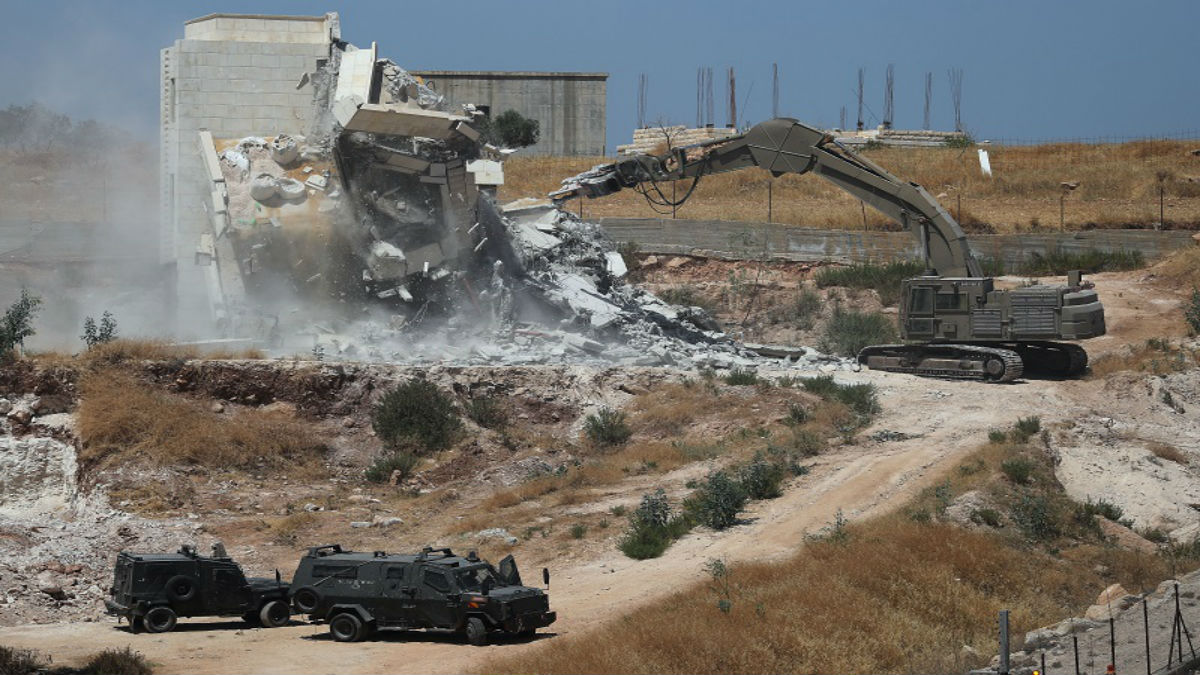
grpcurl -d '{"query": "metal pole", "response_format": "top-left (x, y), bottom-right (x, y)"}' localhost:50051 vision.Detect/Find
top-left (1042, 651), bottom-right (1047, 675)
top-left (957, 192), bottom-right (963, 223)
top-left (1000, 610), bottom-right (1011, 675)
top-left (1060, 193), bottom-right (1066, 231)
top-left (1110, 616), bottom-right (1117, 675)
top-left (768, 180), bottom-right (773, 223)
top-left (1080, 629), bottom-right (1089, 672)
top-left (672, 181), bottom-right (677, 219)
top-left (1144, 598), bottom-right (1151, 675)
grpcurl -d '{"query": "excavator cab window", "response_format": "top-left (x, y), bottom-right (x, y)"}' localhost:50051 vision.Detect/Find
top-left (935, 292), bottom-right (965, 312)
top-left (909, 287), bottom-right (934, 315)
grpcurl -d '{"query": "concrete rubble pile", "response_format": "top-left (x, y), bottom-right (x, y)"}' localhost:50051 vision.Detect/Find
top-left (196, 39), bottom-right (847, 370)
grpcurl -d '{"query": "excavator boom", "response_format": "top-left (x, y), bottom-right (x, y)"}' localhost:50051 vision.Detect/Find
top-left (552, 118), bottom-right (982, 277)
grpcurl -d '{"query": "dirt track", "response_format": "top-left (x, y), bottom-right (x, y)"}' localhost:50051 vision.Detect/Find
top-left (0, 270), bottom-right (1192, 673)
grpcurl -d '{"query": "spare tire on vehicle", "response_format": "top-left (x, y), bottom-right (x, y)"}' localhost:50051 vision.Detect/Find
top-left (164, 575), bottom-right (197, 603)
top-left (292, 586), bottom-right (321, 614)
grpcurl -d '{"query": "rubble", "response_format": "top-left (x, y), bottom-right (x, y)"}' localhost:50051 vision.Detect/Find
top-left (186, 34), bottom-right (840, 373)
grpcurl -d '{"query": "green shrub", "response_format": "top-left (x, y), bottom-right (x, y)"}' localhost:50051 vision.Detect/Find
top-left (373, 380), bottom-right (462, 453)
top-left (800, 375), bottom-right (881, 418)
top-left (1141, 527), bottom-right (1170, 544)
top-left (988, 429), bottom-right (1008, 444)
top-left (738, 454), bottom-right (786, 500)
top-left (723, 369), bottom-right (759, 386)
top-left (569, 523), bottom-right (587, 539)
top-left (1011, 494), bottom-right (1060, 540)
top-left (1000, 457), bottom-right (1035, 485)
top-left (685, 470), bottom-right (747, 531)
top-left (0, 288), bottom-right (41, 356)
top-left (619, 524), bottom-right (672, 560)
top-left (81, 646), bottom-right (154, 675)
top-left (465, 396), bottom-right (507, 429)
top-left (819, 308), bottom-right (897, 357)
top-left (774, 288), bottom-right (822, 330)
top-left (785, 403), bottom-right (809, 426)
top-left (1080, 497), bottom-right (1124, 522)
top-left (970, 508), bottom-right (1003, 528)
top-left (814, 260), bottom-right (924, 305)
top-left (1018, 248), bottom-right (1144, 276)
top-left (619, 489), bottom-right (691, 559)
top-left (585, 408), bottom-right (632, 447)
top-left (1187, 288), bottom-right (1200, 336)
top-left (365, 451), bottom-right (419, 484)
top-left (1015, 416), bottom-right (1041, 436)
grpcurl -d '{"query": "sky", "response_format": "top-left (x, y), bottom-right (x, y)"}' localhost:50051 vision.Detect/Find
top-left (1, 0), bottom-right (1197, 151)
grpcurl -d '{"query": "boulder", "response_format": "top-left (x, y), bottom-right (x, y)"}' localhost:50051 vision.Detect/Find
top-left (0, 398), bottom-right (10, 415)
top-left (1024, 627), bottom-right (1058, 652)
top-left (1098, 518), bottom-right (1157, 554)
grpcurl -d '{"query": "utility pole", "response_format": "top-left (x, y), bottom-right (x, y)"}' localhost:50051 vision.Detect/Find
top-left (923, 71), bottom-right (932, 130)
top-left (728, 67), bottom-right (737, 128)
top-left (772, 62), bottom-right (780, 118)
top-left (856, 67), bottom-right (865, 131)
top-left (882, 63), bottom-right (894, 129)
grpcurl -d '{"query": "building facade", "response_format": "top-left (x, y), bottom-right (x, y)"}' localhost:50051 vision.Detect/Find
top-left (412, 71), bottom-right (607, 157)
top-left (160, 13), bottom-right (336, 336)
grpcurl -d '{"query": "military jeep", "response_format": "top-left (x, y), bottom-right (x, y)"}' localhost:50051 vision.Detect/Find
top-left (290, 545), bottom-right (555, 645)
top-left (104, 543), bottom-right (290, 633)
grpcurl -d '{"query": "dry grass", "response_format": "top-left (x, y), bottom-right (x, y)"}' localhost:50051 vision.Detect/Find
top-left (268, 511), bottom-right (319, 545)
top-left (77, 368), bottom-right (325, 473)
top-left (481, 382), bottom-right (826, 512)
top-left (490, 515), bottom-right (1172, 675)
top-left (1155, 245), bottom-right (1200, 288)
top-left (500, 141), bottom-right (1200, 231)
top-left (1088, 340), bottom-right (1200, 378)
top-left (1149, 442), bottom-right (1189, 465)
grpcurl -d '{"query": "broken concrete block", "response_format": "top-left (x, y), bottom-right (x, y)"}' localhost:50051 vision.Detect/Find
top-left (605, 251), bottom-right (628, 277)
top-left (249, 173), bottom-right (279, 201)
top-left (305, 174), bottom-right (328, 191)
top-left (270, 134), bottom-right (299, 165)
top-left (276, 178), bottom-right (307, 201)
top-left (466, 159), bottom-right (504, 186)
top-left (563, 333), bottom-right (606, 355)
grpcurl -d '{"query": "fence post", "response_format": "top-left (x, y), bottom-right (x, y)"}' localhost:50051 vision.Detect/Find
top-left (1000, 610), bottom-right (1011, 675)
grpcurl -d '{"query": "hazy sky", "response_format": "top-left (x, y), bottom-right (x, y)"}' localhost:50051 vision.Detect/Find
top-left (2, 0), bottom-right (1197, 150)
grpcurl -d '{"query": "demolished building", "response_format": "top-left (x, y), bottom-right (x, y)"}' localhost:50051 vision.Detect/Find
top-left (161, 13), bottom-right (835, 369)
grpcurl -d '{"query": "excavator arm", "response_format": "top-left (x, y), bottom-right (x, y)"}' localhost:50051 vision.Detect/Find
top-left (551, 118), bottom-right (983, 278)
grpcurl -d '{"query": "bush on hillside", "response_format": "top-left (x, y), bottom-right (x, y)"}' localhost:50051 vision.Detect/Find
top-left (372, 380), bottom-right (462, 453)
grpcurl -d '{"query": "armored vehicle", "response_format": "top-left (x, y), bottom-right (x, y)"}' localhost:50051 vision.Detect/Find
top-left (551, 117), bottom-right (1107, 382)
top-left (290, 545), bottom-right (555, 645)
top-left (104, 543), bottom-right (290, 633)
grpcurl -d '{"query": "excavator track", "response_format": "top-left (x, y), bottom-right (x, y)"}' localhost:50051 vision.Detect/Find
top-left (857, 344), bottom-right (1024, 383)
top-left (1011, 341), bottom-right (1088, 377)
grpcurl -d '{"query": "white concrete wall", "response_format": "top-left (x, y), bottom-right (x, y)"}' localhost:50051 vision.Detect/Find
top-left (161, 17), bottom-right (330, 337)
top-left (184, 14), bottom-right (330, 44)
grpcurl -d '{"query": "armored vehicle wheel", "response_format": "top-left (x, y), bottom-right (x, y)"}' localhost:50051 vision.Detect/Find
top-left (164, 575), bottom-right (197, 602)
top-left (466, 617), bottom-right (488, 646)
top-left (144, 606), bottom-right (177, 633)
top-left (292, 586), bottom-right (320, 614)
top-left (329, 613), bottom-right (365, 642)
top-left (259, 600), bottom-right (290, 628)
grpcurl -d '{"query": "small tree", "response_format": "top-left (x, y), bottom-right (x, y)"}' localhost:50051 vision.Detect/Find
top-left (0, 288), bottom-right (41, 356)
top-left (81, 311), bottom-right (118, 349)
top-left (482, 110), bottom-right (540, 148)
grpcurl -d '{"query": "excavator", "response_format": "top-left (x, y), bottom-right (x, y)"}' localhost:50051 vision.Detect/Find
top-left (549, 118), bottom-right (1106, 383)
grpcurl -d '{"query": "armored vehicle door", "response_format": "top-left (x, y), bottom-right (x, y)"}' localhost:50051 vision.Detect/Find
top-left (498, 555), bottom-right (522, 586)
top-left (904, 283), bottom-right (937, 340)
top-left (207, 562), bottom-right (252, 613)
top-left (414, 566), bottom-right (459, 628)
top-left (382, 563), bottom-right (418, 625)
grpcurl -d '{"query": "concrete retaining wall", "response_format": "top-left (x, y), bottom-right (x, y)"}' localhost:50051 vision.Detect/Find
top-left (413, 71), bottom-right (607, 157)
top-left (598, 217), bottom-right (1196, 270)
